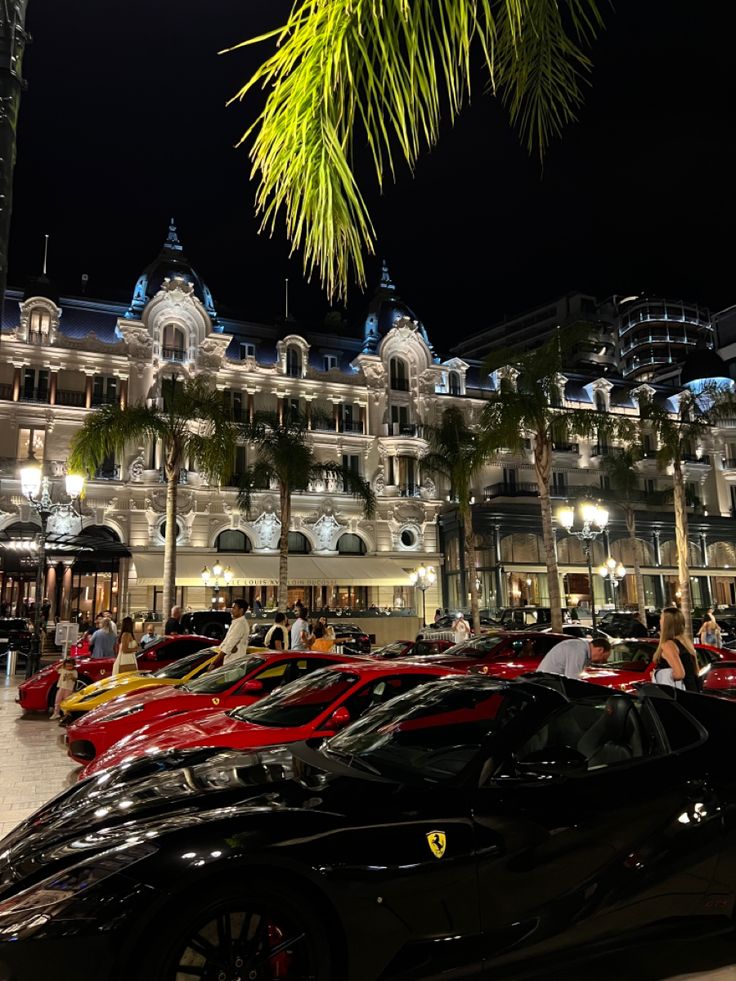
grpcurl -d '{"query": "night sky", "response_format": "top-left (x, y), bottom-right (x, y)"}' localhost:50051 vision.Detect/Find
top-left (8, 1), bottom-right (736, 353)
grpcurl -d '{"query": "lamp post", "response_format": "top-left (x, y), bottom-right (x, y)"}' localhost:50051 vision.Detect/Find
top-left (201, 561), bottom-right (233, 607)
top-left (20, 455), bottom-right (85, 678)
top-left (598, 557), bottom-right (626, 605)
top-left (557, 502), bottom-right (609, 630)
top-left (409, 564), bottom-right (436, 626)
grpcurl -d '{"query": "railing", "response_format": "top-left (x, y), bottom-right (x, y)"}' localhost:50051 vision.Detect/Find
top-left (0, 383), bottom-right (12, 400)
top-left (590, 444), bottom-right (611, 456)
top-left (56, 389), bottom-right (86, 407)
top-left (398, 484), bottom-right (421, 498)
top-left (162, 347), bottom-right (186, 362)
top-left (682, 453), bottom-right (710, 464)
top-left (159, 467), bottom-right (189, 484)
top-left (484, 482), bottom-right (538, 499)
top-left (27, 331), bottom-right (49, 345)
top-left (390, 377), bottom-right (409, 392)
top-left (0, 458), bottom-right (70, 479)
top-left (340, 420), bottom-right (365, 434)
top-left (94, 465), bottom-right (121, 481)
top-left (311, 418), bottom-right (336, 433)
top-left (19, 388), bottom-right (49, 403)
top-left (91, 394), bottom-right (119, 407)
top-left (722, 459), bottom-right (736, 470)
top-left (551, 442), bottom-right (579, 454)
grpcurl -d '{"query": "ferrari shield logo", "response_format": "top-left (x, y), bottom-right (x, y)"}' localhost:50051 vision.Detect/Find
top-left (426, 831), bottom-right (447, 859)
top-left (212, 697), bottom-right (220, 706)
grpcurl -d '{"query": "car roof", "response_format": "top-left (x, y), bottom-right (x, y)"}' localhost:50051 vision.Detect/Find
top-left (317, 659), bottom-right (459, 677)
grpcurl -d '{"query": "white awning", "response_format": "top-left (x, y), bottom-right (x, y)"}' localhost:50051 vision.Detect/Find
top-left (131, 552), bottom-right (418, 587)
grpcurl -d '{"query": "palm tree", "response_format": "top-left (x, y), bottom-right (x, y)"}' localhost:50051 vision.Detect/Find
top-left (481, 330), bottom-right (631, 632)
top-left (423, 406), bottom-right (492, 633)
top-left (68, 376), bottom-right (237, 614)
top-left (227, 0), bottom-right (605, 301)
top-left (237, 414), bottom-right (376, 611)
top-left (601, 448), bottom-right (648, 625)
top-left (639, 385), bottom-right (736, 626)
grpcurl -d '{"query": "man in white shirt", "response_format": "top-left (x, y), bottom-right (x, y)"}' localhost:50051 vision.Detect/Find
top-left (221, 599), bottom-right (251, 665)
top-left (452, 613), bottom-right (471, 646)
top-left (290, 606), bottom-right (311, 651)
top-left (537, 636), bottom-right (611, 679)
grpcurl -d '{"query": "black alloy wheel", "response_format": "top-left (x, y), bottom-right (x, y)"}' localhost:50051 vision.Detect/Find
top-left (138, 883), bottom-right (331, 981)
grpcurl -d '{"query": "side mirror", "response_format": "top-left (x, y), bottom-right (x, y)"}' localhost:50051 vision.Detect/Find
top-left (241, 679), bottom-right (264, 694)
top-left (142, 649), bottom-right (158, 661)
top-left (515, 747), bottom-right (587, 776)
top-left (324, 706), bottom-right (351, 730)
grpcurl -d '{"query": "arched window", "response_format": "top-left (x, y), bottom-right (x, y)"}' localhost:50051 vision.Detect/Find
top-left (337, 533), bottom-right (367, 555)
top-left (216, 530), bottom-right (252, 552)
top-left (162, 324), bottom-right (186, 362)
top-left (288, 531), bottom-right (311, 553)
top-left (286, 347), bottom-right (302, 378)
top-left (448, 371), bottom-right (461, 396)
top-left (389, 357), bottom-right (408, 391)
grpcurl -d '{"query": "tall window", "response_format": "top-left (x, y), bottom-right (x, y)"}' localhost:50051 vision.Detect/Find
top-left (448, 371), bottom-right (461, 395)
top-left (18, 427), bottom-right (45, 461)
top-left (216, 530), bottom-right (252, 552)
top-left (240, 342), bottom-right (256, 360)
top-left (337, 533), bottom-right (366, 555)
top-left (162, 324), bottom-right (186, 361)
top-left (29, 308), bottom-right (51, 338)
top-left (288, 531), bottom-right (310, 553)
top-left (342, 454), bottom-right (360, 492)
top-left (595, 390), bottom-right (607, 412)
top-left (22, 368), bottom-right (49, 402)
top-left (92, 376), bottom-right (118, 406)
top-left (286, 347), bottom-right (302, 377)
top-left (389, 358), bottom-right (408, 391)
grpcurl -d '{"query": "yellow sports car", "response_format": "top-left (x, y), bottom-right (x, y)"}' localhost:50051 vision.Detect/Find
top-left (60, 644), bottom-right (261, 718)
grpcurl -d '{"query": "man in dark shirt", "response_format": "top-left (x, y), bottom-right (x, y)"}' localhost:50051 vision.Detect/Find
top-left (164, 605), bottom-right (182, 635)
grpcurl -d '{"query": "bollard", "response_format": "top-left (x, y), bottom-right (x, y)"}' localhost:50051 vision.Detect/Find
top-left (5, 648), bottom-right (18, 677)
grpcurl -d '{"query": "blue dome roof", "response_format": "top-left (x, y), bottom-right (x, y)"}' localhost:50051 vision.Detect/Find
top-left (127, 220), bottom-right (218, 323)
top-left (361, 260), bottom-right (432, 354)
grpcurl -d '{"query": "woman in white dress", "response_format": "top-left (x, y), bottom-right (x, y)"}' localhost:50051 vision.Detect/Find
top-left (112, 616), bottom-right (140, 676)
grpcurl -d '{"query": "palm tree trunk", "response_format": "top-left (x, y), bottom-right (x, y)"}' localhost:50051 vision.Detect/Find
top-left (163, 468), bottom-right (179, 615)
top-left (673, 461), bottom-right (691, 626)
top-left (278, 483), bottom-right (290, 612)
top-left (0, 1), bottom-right (28, 312)
top-left (461, 504), bottom-right (480, 634)
top-left (534, 437), bottom-right (563, 633)
top-left (625, 507), bottom-right (647, 626)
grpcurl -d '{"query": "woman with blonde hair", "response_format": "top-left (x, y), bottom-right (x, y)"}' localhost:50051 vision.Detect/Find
top-left (651, 606), bottom-right (699, 691)
top-left (112, 616), bottom-right (139, 676)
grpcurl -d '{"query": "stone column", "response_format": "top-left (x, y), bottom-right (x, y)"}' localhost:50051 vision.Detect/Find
top-left (84, 375), bottom-right (93, 409)
top-left (11, 366), bottom-right (20, 401)
top-left (49, 372), bottom-right (57, 406)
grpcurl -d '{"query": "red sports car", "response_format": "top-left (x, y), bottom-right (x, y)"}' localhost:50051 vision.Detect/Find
top-left (80, 661), bottom-right (460, 779)
top-left (369, 639), bottom-right (455, 659)
top-left (460, 635), bottom-right (727, 691)
top-left (16, 634), bottom-right (215, 713)
top-left (66, 649), bottom-right (363, 764)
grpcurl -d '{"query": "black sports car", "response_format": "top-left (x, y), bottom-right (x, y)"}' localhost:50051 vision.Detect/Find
top-left (1, 675), bottom-right (736, 981)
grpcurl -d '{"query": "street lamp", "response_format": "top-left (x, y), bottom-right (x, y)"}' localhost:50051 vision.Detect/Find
top-left (557, 501), bottom-right (609, 630)
top-left (409, 564), bottom-right (436, 626)
top-left (598, 557), bottom-right (626, 605)
top-left (201, 561), bottom-right (233, 607)
top-left (20, 454), bottom-right (86, 677)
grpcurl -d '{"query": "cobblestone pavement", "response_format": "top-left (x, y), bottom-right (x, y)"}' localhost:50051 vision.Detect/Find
top-left (0, 675), bottom-right (734, 979)
top-left (0, 674), bottom-right (80, 839)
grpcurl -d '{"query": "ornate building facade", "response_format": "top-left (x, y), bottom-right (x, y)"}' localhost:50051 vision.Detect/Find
top-left (2, 223), bottom-right (736, 623)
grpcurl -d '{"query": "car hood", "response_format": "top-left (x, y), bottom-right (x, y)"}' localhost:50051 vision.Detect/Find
top-left (84, 710), bottom-right (314, 776)
top-left (74, 684), bottom-right (190, 728)
top-left (0, 744), bottom-right (406, 899)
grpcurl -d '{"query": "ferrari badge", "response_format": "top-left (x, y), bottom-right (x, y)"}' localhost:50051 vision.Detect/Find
top-left (426, 831), bottom-right (447, 859)
top-left (212, 697), bottom-right (220, 706)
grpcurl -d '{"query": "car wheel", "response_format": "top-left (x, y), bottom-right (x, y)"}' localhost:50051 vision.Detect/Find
top-left (201, 621), bottom-right (227, 641)
top-left (133, 880), bottom-right (333, 981)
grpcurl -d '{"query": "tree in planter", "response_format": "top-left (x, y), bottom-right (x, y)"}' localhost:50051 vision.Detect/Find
top-left (68, 376), bottom-right (237, 615)
top-left (228, 0), bottom-right (606, 300)
top-left (423, 406), bottom-right (492, 634)
top-left (237, 414), bottom-right (376, 611)
top-left (481, 330), bottom-right (633, 633)
top-left (601, 448), bottom-right (649, 625)
top-left (638, 384), bottom-right (736, 626)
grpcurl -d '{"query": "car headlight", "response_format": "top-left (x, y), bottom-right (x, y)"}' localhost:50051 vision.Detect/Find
top-left (99, 703), bottom-right (144, 723)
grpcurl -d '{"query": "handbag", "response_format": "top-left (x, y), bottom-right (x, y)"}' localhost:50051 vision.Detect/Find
top-left (653, 666), bottom-right (685, 690)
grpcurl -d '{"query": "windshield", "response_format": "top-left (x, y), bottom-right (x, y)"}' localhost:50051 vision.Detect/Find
top-left (604, 642), bottom-right (654, 673)
top-left (441, 635), bottom-right (505, 657)
top-left (230, 669), bottom-right (359, 728)
top-left (324, 678), bottom-right (530, 784)
top-left (182, 655), bottom-right (266, 694)
top-left (152, 648), bottom-right (217, 680)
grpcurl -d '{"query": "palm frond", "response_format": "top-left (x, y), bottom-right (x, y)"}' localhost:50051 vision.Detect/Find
top-left (68, 404), bottom-right (165, 474)
top-left (313, 461), bottom-right (377, 517)
top-left (237, 461), bottom-right (276, 513)
top-left (227, 0), bottom-right (603, 300)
